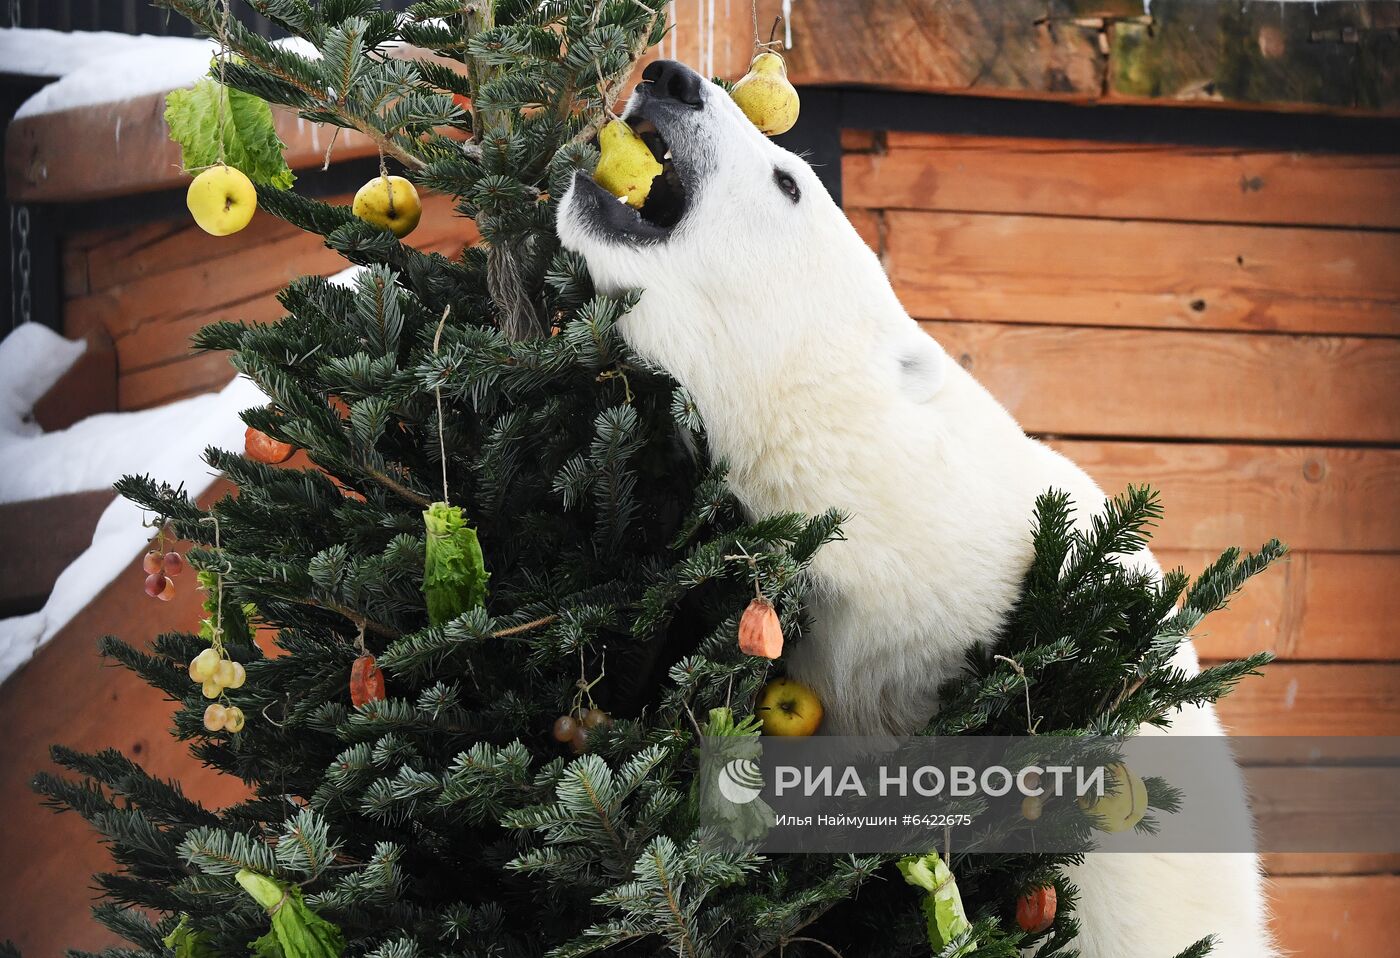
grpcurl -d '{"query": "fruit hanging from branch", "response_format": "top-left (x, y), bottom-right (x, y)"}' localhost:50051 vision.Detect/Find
top-left (245, 426), bottom-right (295, 464)
top-left (1016, 884), bottom-right (1058, 934)
top-left (349, 654), bottom-right (385, 708)
top-left (422, 502), bottom-right (488, 625)
top-left (730, 52), bottom-right (800, 136)
top-left (755, 677), bottom-right (823, 736)
top-left (1078, 761), bottom-right (1149, 833)
top-left (165, 72), bottom-right (293, 237)
top-left (899, 852), bottom-right (974, 955)
top-left (593, 118), bottom-right (663, 209)
top-left (738, 596), bottom-right (784, 659)
top-left (353, 174), bottom-right (422, 238)
top-left (186, 165), bottom-right (258, 236)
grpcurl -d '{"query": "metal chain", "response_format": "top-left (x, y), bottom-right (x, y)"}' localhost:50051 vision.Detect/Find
top-left (10, 204), bottom-right (32, 330)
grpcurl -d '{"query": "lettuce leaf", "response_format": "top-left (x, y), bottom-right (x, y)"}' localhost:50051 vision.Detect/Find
top-left (165, 77), bottom-right (294, 189)
top-left (423, 501), bottom-right (488, 625)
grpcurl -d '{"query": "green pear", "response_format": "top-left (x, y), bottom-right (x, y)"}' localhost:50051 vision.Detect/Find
top-left (731, 51), bottom-right (800, 136)
top-left (594, 119), bottom-right (663, 209)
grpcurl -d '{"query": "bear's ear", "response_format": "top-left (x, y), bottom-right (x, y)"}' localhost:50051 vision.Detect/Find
top-left (896, 330), bottom-right (946, 404)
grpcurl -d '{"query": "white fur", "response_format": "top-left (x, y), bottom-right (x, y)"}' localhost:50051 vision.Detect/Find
top-left (560, 65), bottom-right (1277, 958)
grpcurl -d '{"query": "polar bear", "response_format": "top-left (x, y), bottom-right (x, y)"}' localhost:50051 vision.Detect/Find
top-left (559, 60), bottom-right (1277, 958)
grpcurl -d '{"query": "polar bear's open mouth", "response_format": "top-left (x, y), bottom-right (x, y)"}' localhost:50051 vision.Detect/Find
top-left (629, 120), bottom-right (687, 231)
top-left (570, 115), bottom-right (689, 242)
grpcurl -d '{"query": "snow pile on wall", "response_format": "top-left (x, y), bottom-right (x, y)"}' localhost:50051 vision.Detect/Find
top-left (0, 323), bottom-right (263, 685)
top-left (1, 28), bottom-right (218, 118)
top-left (0, 322), bottom-right (86, 438)
top-left (0, 27), bottom-right (319, 119)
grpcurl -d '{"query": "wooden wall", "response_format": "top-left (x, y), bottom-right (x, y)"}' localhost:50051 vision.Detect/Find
top-left (844, 128), bottom-right (1400, 953)
top-left (33, 126), bottom-right (1400, 958)
top-left (60, 190), bottom-right (474, 410)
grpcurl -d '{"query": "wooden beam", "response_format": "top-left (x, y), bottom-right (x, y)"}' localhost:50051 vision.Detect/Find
top-left (1167, 551), bottom-right (1400, 662)
top-left (1269, 875), bottom-right (1400, 954)
top-left (1050, 440), bottom-right (1400, 553)
top-left (1110, 1), bottom-right (1400, 112)
top-left (845, 133), bottom-right (1400, 230)
top-left (1211, 662), bottom-right (1400, 736)
top-left (8, 3), bottom-right (1400, 205)
top-left (925, 321), bottom-right (1400, 444)
top-left (756, 0), bottom-right (1105, 98)
top-left (883, 209), bottom-right (1400, 336)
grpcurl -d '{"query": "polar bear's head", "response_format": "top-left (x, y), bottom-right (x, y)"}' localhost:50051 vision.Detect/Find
top-left (558, 60), bottom-right (914, 396)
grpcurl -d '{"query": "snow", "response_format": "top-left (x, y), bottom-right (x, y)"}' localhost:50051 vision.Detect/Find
top-left (2, 27), bottom-right (321, 119)
top-left (0, 323), bottom-right (264, 686)
top-left (0, 322), bottom-right (86, 439)
top-left (3, 29), bottom-right (219, 119)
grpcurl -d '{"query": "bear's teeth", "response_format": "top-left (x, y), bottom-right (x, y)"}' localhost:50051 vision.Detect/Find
top-left (663, 150), bottom-right (672, 160)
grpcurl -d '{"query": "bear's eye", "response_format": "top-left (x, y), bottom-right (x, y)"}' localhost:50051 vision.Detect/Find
top-left (774, 169), bottom-right (800, 203)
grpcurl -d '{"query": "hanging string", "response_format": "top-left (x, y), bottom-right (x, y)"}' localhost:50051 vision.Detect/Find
top-left (432, 305), bottom-right (451, 504)
top-left (199, 514), bottom-right (227, 655)
top-left (750, 1), bottom-right (784, 54)
top-left (214, 0), bottom-right (233, 168)
top-left (377, 147), bottom-right (397, 219)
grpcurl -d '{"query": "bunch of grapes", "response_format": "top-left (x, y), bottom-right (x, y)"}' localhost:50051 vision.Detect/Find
top-left (142, 549), bottom-right (185, 601)
top-left (188, 645), bottom-right (248, 732)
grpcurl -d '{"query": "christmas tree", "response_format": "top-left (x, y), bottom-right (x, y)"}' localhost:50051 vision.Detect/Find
top-left (33, 3), bottom-right (1281, 956)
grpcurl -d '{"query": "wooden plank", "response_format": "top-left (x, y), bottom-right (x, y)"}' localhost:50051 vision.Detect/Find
top-left (885, 210), bottom-right (1400, 336)
top-left (1264, 852), bottom-right (1400, 875)
top-left (927, 321), bottom-right (1400, 443)
top-left (114, 294), bottom-right (285, 378)
top-left (840, 129), bottom-right (878, 152)
top-left (1246, 766), bottom-right (1400, 855)
top-left (1268, 875), bottom-right (1400, 955)
top-left (1164, 551), bottom-right (1400, 662)
top-left (1050, 440), bottom-right (1400, 553)
top-left (846, 134), bottom-right (1400, 230)
top-left (1209, 663), bottom-right (1400, 736)
top-left (68, 228), bottom-right (351, 343)
top-left (1110, 1), bottom-right (1400, 112)
top-left (82, 203), bottom-right (310, 295)
top-left (753, 0), bottom-right (1104, 97)
top-left (845, 207), bottom-right (882, 254)
top-left (74, 193), bottom-right (471, 350)
top-left (0, 491), bottom-right (116, 617)
top-left (84, 191), bottom-right (469, 298)
top-left (118, 349), bottom-right (237, 411)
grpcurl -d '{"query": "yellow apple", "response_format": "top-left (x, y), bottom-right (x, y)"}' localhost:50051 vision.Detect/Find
top-left (186, 164), bottom-right (257, 236)
top-left (756, 677), bottom-right (823, 736)
top-left (1078, 761), bottom-right (1149, 833)
top-left (353, 174), bottom-right (422, 238)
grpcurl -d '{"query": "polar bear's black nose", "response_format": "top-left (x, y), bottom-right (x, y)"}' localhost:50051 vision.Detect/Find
top-left (642, 59), bottom-right (704, 107)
